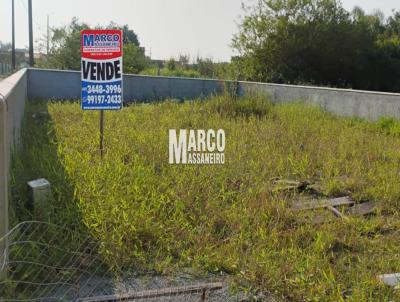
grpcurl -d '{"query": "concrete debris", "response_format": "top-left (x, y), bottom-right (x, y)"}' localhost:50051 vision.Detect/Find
top-left (378, 273), bottom-right (400, 288)
top-left (27, 178), bottom-right (51, 210)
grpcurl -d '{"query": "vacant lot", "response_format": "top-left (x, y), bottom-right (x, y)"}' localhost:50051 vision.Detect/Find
top-left (11, 96), bottom-right (400, 301)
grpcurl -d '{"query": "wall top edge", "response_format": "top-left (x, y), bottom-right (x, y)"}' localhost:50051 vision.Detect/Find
top-left (0, 69), bottom-right (27, 105)
top-left (240, 81), bottom-right (400, 97)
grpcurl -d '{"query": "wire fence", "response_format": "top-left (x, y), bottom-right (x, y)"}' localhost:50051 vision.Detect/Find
top-left (0, 63), bottom-right (12, 76)
top-left (0, 221), bottom-right (245, 302)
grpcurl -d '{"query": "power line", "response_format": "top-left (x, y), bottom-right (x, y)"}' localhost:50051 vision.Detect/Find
top-left (47, 14), bottom-right (49, 54)
top-left (19, 0), bottom-right (43, 31)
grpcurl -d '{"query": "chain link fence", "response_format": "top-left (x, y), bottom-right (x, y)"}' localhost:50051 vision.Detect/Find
top-left (0, 221), bottom-right (248, 302)
top-left (0, 63), bottom-right (12, 76)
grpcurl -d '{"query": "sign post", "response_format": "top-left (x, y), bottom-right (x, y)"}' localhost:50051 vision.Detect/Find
top-left (81, 29), bottom-right (123, 157)
top-left (100, 109), bottom-right (104, 157)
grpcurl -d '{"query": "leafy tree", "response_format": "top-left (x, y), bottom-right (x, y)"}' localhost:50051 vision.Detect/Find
top-left (177, 54), bottom-right (190, 66)
top-left (195, 57), bottom-right (215, 78)
top-left (41, 17), bottom-right (89, 70)
top-left (233, 0), bottom-right (400, 92)
top-left (107, 22), bottom-right (140, 46)
top-left (387, 11), bottom-right (400, 36)
top-left (0, 41), bottom-right (11, 51)
top-left (38, 18), bottom-right (146, 74)
top-left (123, 44), bottom-right (147, 74)
top-left (165, 58), bottom-right (177, 71)
top-left (233, 0), bottom-right (355, 84)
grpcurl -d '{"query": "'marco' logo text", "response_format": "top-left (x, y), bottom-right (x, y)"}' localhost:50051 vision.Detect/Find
top-left (169, 129), bottom-right (225, 165)
top-left (83, 34), bottom-right (120, 47)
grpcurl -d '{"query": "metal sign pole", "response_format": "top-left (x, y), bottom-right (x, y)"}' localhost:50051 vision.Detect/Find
top-left (11, 0), bottom-right (16, 70)
top-left (28, 0), bottom-right (34, 66)
top-left (100, 110), bottom-right (104, 158)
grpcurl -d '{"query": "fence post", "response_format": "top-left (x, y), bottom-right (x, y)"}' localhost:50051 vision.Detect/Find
top-left (0, 96), bottom-right (8, 280)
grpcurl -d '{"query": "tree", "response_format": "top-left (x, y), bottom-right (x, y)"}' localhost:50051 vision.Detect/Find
top-left (39, 17), bottom-right (89, 70)
top-left (233, 0), bottom-right (400, 92)
top-left (233, 0), bottom-right (355, 84)
top-left (123, 44), bottom-right (147, 74)
top-left (165, 58), bottom-right (177, 71)
top-left (38, 18), bottom-right (147, 74)
top-left (0, 41), bottom-right (11, 51)
top-left (195, 57), bottom-right (215, 78)
top-left (107, 22), bottom-right (140, 46)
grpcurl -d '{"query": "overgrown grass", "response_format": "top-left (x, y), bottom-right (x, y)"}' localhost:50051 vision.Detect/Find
top-left (11, 96), bottom-right (400, 301)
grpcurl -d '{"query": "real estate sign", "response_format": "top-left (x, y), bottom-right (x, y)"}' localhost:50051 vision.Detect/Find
top-left (81, 30), bottom-right (123, 110)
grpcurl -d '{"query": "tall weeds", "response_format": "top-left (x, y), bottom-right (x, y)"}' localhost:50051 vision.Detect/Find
top-left (11, 97), bottom-right (400, 301)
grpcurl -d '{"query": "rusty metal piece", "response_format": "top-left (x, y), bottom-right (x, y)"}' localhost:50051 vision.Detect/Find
top-left (78, 282), bottom-right (223, 302)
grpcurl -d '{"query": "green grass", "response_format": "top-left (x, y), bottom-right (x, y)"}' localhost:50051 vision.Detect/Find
top-left (11, 96), bottom-right (400, 301)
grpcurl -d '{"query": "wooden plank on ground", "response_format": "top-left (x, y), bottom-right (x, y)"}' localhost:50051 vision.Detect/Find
top-left (292, 196), bottom-right (354, 211)
top-left (347, 201), bottom-right (376, 217)
top-left (77, 282), bottom-right (223, 302)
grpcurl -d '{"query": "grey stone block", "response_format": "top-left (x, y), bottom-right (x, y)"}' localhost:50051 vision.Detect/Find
top-left (27, 178), bottom-right (51, 209)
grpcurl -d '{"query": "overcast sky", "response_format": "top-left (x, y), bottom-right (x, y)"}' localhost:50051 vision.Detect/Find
top-left (0, 0), bottom-right (398, 61)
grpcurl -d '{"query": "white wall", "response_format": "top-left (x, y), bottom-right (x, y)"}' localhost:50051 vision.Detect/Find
top-left (0, 68), bottom-right (27, 278)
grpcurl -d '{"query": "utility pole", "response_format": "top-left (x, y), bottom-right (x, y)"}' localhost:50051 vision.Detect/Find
top-left (11, 0), bottom-right (16, 70)
top-left (28, 0), bottom-right (34, 66)
top-left (46, 14), bottom-right (50, 55)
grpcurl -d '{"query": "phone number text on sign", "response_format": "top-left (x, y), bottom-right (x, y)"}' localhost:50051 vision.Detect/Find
top-left (87, 84), bottom-right (122, 94)
top-left (81, 30), bottom-right (123, 110)
top-left (86, 94), bottom-right (122, 105)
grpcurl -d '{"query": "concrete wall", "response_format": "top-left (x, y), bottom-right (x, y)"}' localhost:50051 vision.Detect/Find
top-left (27, 68), bottom-right (400, 121)
top-left (28, 68), bottom-right (226, 102)
top-left (239, 82), bottom-right (400, 121)
top-left (28, 69), bottom-right (81, 100)
top-left (0, 68), bottom-right (27, 277)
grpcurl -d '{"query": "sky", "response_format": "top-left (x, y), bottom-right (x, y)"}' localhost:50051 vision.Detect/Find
top-left (0, 0), bottom-right (398, 62)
